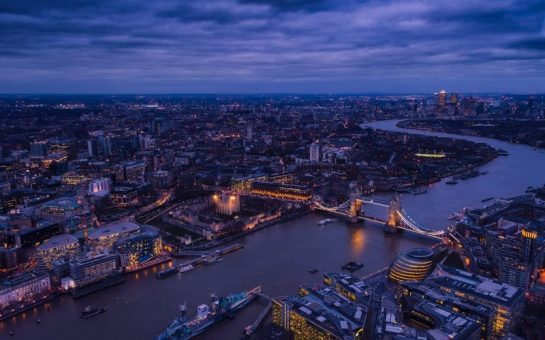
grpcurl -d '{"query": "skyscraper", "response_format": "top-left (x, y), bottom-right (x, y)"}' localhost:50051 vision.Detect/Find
top-left (309, 142), bottom-right (320, 163)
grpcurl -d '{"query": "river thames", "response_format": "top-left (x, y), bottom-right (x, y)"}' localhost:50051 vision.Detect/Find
top-left (2, 120), bottom-right (544, 339)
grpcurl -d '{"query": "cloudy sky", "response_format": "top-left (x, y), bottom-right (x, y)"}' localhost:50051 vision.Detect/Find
top-left (1, 0), bottom-right (544, 93)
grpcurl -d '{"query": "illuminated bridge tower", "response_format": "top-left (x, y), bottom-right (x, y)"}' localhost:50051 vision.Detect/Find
top-left (348, 198), bottom-right (362, 223)
top-left (385, 195), bottom-right (401, 234)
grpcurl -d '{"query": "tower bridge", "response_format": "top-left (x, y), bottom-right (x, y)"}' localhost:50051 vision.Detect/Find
top-left (312, 195), bottom-right (445, 241)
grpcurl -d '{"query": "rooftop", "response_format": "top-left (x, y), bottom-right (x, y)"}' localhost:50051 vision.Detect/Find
top-left (430, 265), bottom-right (523, 307)
top-left (38, 234), bottom-right (79, 251)
top-left (88, 221), bottom-right (140, 240)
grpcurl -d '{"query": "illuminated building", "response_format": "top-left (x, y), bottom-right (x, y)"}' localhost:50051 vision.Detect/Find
top-left (88, 221), bottom-right (140, 250)
top-left (110, 185), bottom-right (138, 207)
top-left (41, 197), bottom-right (80, 219)
top-left (40, 197), bottom-right (88, 232)
top-left (113, 231), bottom-right (162, 271)
top-left (115, 160), bottom-right (146, 183)
top-left (88, 177), bottom-right (112, 197)
top-left (37, 234), bottom-right (80, 269)
top-left (68, 251), bottom-right (120, 288)
top-left (212, 192), bottom-right (240, 216)
top-left (427, 265), bottom-right (524, 338)
top-left (309, 142), bottom-right (320, 163)
top-left (249, 181), bottom-right (312, 201)
top-left (450, 93), bottom-right (458, 105)
top-left (388, 248), bottom-right (434, 283)
top-left (323, 272), bottom-right (371, 303)
top-left (273, 285), bottom-right (366, 339)
top-left (401, 299), bottom-right (481, 339)
top-left (0, 271), bottom-right (51, 309)
top-left (402, 281), bottom-right (495, 339)
top-left (437, 90), bottom-right (447, 108)
top-left (62, 172), bottom-right (88, 186)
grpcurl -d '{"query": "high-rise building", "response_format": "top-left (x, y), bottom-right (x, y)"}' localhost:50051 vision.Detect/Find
top-left (309, 142), bottom-right (320, 163)
top-left (437, 89), bottom-right (447, 108)
top-left (246, 125), bottom-right (253, 141)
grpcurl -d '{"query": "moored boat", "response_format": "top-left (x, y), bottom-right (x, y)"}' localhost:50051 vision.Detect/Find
top-left (158, 287), bottom-right (261, 339)
top-left (178, 264), bottom-right (194, 273)
top-left (80, 306), bottom-right (106, 319)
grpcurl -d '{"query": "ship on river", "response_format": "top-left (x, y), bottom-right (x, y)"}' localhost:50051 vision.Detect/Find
top-left (158, 286), bottom-right (261, 339)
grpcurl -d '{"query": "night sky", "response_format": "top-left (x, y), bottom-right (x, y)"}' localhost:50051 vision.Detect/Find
top-left (1, 0), bottom-right (545, 93)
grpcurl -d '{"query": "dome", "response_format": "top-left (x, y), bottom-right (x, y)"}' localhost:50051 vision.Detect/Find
top-left (388, 248), bottom-right (434, 283)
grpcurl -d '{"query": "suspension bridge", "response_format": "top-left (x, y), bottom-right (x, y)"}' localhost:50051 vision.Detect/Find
top-left (312, 195), bottom-right (446, 241)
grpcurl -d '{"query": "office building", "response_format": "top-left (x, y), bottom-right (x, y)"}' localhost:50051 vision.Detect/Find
top-left (309, 142), bottom-right (320, 163)
top-left (113, 231), bottom-right (162, 270)
top-left (88, 177), bottom-right (112, 197)
top-left (68, 251), bottom-right (120, 288)
top-left (0, 271), bottom-right (51, 309)
top-left (87, 221), bottom-right (140, 250)
top-left (30, 142), bottom-right (47, 159)
top-left (273, 285), bottom-right (366, 339)
top-left (426, 265), bottom-right (524, 338)
top-left (37, 234), bottom-right (80, 269)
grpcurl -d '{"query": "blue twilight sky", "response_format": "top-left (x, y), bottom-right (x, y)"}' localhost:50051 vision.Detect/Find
top-left (1, 0), bottom-right (544, 94)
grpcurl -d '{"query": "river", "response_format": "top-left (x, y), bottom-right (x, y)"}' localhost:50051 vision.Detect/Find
top-left (366, 119), bottom-right (545, 230)
top-left (2, 120), bottom-right (544, 339)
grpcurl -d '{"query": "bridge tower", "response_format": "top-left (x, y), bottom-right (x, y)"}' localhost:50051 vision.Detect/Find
top-left (348, 198), bottom-right (362, 223)
top-left (385, 194), bottom-right (401, 234)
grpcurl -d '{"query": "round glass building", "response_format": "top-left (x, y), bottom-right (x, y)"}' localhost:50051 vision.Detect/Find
top-left (388, 248), bottom-right (434, 283)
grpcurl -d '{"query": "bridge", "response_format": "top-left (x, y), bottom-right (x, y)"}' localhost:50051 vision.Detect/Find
top-left (312, 195), bottom-right (445, 241)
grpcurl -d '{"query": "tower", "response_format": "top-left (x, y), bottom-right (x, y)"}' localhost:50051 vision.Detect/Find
top-left (385, 195), bottom-right (401, 233)
top-left (309, 142), bottom-right (320, 163)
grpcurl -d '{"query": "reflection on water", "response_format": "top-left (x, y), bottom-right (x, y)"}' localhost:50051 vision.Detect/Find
top-left (1, 214), bottom-right (434, 340)
top-left (349, 227), bottom-right (365, 257)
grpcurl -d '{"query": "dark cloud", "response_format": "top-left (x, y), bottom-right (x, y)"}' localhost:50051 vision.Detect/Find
top-left (0, 0), bottom-right (544, 93)
top-left (509, 38), bottom-right (545, 51)
top-left (238, 0), bottom-right (329, 12)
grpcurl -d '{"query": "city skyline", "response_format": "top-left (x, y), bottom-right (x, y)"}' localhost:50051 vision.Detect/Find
top-left (1, 0), bottom-right (545, 93)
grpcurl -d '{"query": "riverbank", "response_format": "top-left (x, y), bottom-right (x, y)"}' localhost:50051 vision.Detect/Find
top-left (174, 207), bottom-right (311, 252)
top-left (397, 119), bottom-right (545, 150)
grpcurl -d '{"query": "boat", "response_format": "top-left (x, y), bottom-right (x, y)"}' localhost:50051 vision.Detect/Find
top-left (308, 269), bottom-right (318, 274)
top-left (481, 197), bottom-right (494, 203)
top-left (158, 287), bottom-right (261, 339)
top-left (318, 218), bottom-right (336, 226)
top-left (496, 149), bottom-right (509, 156)
top-left (157, 267), bottom-right (178, 279)
top-left (446, 180), bottom-right (458, 185)
top-left (410, 188), bottom-right (427, 195)
top-left (342, 261), bottom-right (364, 272)
top-left (80, 306), bottom-right (106, 319)
top-left (178, 264), bottom-right (194, 273)
top-left (203, 255), bottom-right (222, 265)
